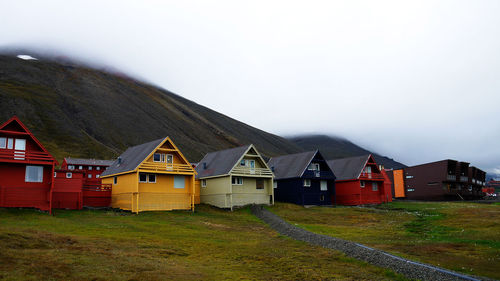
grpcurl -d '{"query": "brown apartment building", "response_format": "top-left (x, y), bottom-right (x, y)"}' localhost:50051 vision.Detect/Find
top-left (389, 159), bottom-right (486, 200)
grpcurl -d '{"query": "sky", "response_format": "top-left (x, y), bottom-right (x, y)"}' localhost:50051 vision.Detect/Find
top-left (1, 0), bottom-right (500, 174)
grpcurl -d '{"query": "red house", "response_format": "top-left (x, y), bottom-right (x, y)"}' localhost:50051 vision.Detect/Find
top-left (52, 169), bottom-right (85, 209)
top-left (61, 158), bottom-right (113, 207)
top-left (0, 116), bottom-right (57, 212)
top-left (327, 154), bottom-right (391, 205)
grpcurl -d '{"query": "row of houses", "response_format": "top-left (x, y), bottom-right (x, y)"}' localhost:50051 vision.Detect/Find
top-left (0, 116), bottom-right (393, 213)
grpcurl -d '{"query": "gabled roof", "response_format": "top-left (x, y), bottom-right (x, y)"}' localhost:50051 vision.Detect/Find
top-left (195, 144), bottom-right (271, 179)
top-left (64, 157), bottom-right (114, 166)
top-left (267, 151), bottom-right (317, 179)
top-left (327, 154), bottom-right (371, 181)
top-left (101, 138), bottom-right (165, 177)
top-left (0, 116), bottom-right (55, 162)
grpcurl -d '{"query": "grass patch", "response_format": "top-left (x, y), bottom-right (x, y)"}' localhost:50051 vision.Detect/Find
top-left (268, 201), bottom-right (500, 280)
top-left (0, 205), bottom-right (406, 280)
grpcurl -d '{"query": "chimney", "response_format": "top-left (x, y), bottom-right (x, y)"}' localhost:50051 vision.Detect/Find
top-left (117, 157), bottom-right (122, 165)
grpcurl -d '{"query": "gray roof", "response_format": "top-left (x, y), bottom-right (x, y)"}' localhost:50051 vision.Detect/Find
top-left (268, 151), bottom-right (317, 179)
top-left (65, 157), bottom-right (114, 166)
top-left (195, 145), bottom-right (251, 179)
top-left (327, 155), bottom-right (370, 181)
top-left (101, 138), bottom-right (165, 177)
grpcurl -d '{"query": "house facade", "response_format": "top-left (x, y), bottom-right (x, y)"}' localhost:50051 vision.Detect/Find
top-left (195, 145), bottom-right (274, 210)
top-left (101, 137), bottom-right (196, 213)
top-left (0, 116), bottom-right (57, 212)
top-left (327, 154), bottom-right (390, 205)
top-left (268, 150), bottom-right (335, 206)
top-left (61, 158), bottom-right (114, 207)
top-left (52, 169), bottom-right (85, 210)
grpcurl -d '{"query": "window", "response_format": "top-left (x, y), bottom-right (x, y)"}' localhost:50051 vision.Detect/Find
top-left (320, 195), bottom-right (325, 201)
top-left (308, 163), bottom-right (320, 171)
top-left (67, 173), bottom-right (73, 179)
top-left (303, 179), bottom-right (311, 187)
top-left (68, 165), bottom-right (75, 170)
top-left (174, 176), bottom-right (185, 188)
top-left (364, 166), bottom-right (372, 174)
top-left (0, 137), bottom-right (5, 149)
top-left (166, 154), bottom-right (173, 164)
top-left (148, 174), bottom-right (156, 183)
top-left (14, 139), bottom-right (26, 150)
top-left (7, 138), bottom-right (13, 149)
top-left (88, 166), bottom-right (92, 170)
top-left (113, 176), bottom-right (117, 185)
top-left (54, 172), bottom-right (57, 178)
top-left (406, 175), bottom-right (414, 179)
top-left (96, 175), bottom-right (100, 178)
top-left (360, 181), bottom-right (365, 188)
top-left (407, 188), bottom-right (415, 192)
top-left (79, 165), bottom-right (83, 170)
top-left (372, 182), bottom-right (378, 191)
top-left (256, 179), bottom-right (264, 189)
top-left (153, 153), bottom-right (161, 162)
top-left (273, 181), bottom-right (277, 189)
top-left (88, 174), bottom-right (92, 179)
top-left (25, 166), bottom-right (43, 182)
top-left (320, 180), bottom-right (327, 191)
top-left (96, 166), bottom-right (100, 171)
top-left (139, 173), bottom-right (148, 183)
top-left (232, 177), bottom-right (243, 185)
top-left (240, 159), bottom-right (246, 166)
top-left (201, 179), bottom-right (207, 187)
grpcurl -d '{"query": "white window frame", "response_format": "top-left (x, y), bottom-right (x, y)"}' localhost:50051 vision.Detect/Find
top-left (320, 180), bottom-right (327, 191)
top-left (88, 166), bottom-right (92, 170)
top-left (232, 177), bottom-right (243, 185)
top-left (96, 166), bottom-right (100, 171)
top-left (372, 182), bottom-right (378, 191)
top-left (240, 159), bottom-right (246, 166)
top-left (166, 154), bottom-right (174, 164)
top-left (7, 138), bottom-right (13, 149)
top-left (14, 139), bottom-right (26, 151)
top-left (360, 181), bottom-right (365, 188)
top-left (153, 153), bottom-right (161, 162)
top-left (303, 179), bottom-right (311, 187)
top-left (364, 166), bottom-right (372, 174)
top-left (139, 173), bottom-right (148, 183)
top-left (201, 179), bottom-right (207, 187)
top-left (54, 172), bottom-right (57, 178)
top-left (25, 165), bottom-right (43, 183)
top-left (67, 173), bottom-right (73, 179)
top-left (148, 174), bottom-right (156, 183)
top-left (308, 163), bottom-right (320, 171)
top-left (273, 181), bottom-right (277, 189)
top-left (96, 175), bottom-right (100, 178)
top-left (88, 174), bottom-right (92, 179)
top-left (68, 165), bottom-right (75, 170)
top-left (0, 137), bottom-right (6, 149)
top-left (78, 165), bottom-right (83, 170)
top-left (174, 175), bottom-right (185, 188)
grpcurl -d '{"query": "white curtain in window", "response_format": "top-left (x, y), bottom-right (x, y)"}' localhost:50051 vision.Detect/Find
top-left (15, 139), bottom-right (26, 150)
top-left (25, 166), bottom-right (43, 182)
top-left (174, 176), bottom-right (185, 188)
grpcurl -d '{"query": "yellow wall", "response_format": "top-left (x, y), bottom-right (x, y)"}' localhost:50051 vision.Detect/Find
top-left (232, 177), bottom-right (273, 207)
top-left (102, 172), bottom-right (138, 211)
top-left (137, 173), bottom-right (194, 211)
top-left (200, 176), bottom-right (231, 208)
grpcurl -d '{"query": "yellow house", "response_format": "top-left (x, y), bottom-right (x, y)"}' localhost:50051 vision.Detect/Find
top-left (101, 137), bottom-right (196, 213)
top-left (195, 144), bottom-right (274, 210)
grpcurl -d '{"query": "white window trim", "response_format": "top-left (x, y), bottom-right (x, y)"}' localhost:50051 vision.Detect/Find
top-left (88, 166), bottom-right (92, 170)
top-left (303, 179), bottom-right (311, 187)
top-left (25, 165), bottom-right (43, 183)
top-left (78, 165), bottom-right (83, 170)
top-left (166, 154), bottom-right (174, 164)
top-left (139, 173), bottom-right (148, 183)
top-left (96, 166), bottom-right (100, 171)
top-left (153, 153), bottom-right (162, 162)
top-left (201, 179), bottom-right (207, 187)
top-left (148, 174), bottom-right (156, 183)
top-left (372, 182), bottom-right (378, 191)
top-left (320, 180), bottom-right (328, 191)
top-left (68, 165), bottom-right (75, 170)
top-left (360, 181), bottom-right (365, 188)
top-left (232, 177), bottom-right (243, 185)
top-left (67, 173), bottom-right (73, 179)
top-left (273, 181), bottom-right (277, 189)
top-left (7, 138), bottom-right (13, 149)
top-left (88, 174), bottom-right (92, 179)
top-left (0, 137), bottom-right (6, 149)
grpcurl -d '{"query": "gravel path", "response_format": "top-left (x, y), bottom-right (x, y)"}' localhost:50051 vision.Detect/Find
top-left (251, 205), bottom-right (488, 281)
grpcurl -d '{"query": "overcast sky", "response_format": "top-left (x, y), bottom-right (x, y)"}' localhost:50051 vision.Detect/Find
top-left (1, 0), bottom-right (499, 174)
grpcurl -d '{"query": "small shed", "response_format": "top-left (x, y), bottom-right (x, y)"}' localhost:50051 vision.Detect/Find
top-left (268, 150), bottom-right (336, 206)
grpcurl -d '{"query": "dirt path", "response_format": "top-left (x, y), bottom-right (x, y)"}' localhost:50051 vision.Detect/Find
top-left (251, 205), bottom-right (488, 281)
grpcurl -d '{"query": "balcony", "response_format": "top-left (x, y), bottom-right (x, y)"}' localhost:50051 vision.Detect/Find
top-left (232, 167), bottom-right (273, 177)
top-left (460, 176), bottom-right (468, 182)
top-left (302, 170), bottom-right (336, 179)
top-left (0, 149), bottom-right (54, 164)
top-left (139, 162), bottom-right (194, 174)
top-left (359, 172), bottom-right (384, 180)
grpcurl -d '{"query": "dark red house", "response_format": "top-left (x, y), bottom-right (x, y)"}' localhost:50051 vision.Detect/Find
top-left (52, 169), bottom-right (85, 209)
top-left (0, 116), bottom-right (57, 212)
top-left (61, 158), bottom-right (113, 207)
top-left (327, 154), bottom-right (391, 205)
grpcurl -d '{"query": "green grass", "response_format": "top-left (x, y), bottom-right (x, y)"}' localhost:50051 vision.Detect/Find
top-left (0, 205), bottom-right (408, 281)
top-left (268, 201), bottom-right (500, 279)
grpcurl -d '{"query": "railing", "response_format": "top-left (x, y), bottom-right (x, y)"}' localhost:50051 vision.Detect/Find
top-left (0, 149), bottom-right (53, 163)
top-left (446, 175), bottom-right (456, 181)
top-left (232, 167), bottom-right (273, 177)
top-left (139, 162), bottom-right (194, 173)
top-left (359, 172), bottom-right (384, 180)
top-left (82, 183), bottom-right (112, 191)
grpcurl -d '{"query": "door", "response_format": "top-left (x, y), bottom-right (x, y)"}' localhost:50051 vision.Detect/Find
top-left (14, 139), bottom-right (26, 160)
top-left (166, 154), bottom-right (174, 170)
top-left (249, 160), bottom-right (255, 174)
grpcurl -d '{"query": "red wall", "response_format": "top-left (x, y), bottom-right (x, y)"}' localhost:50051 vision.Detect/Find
top-left (52, 170), bottom-right (84, 210)
top-left (334, 180), bottom-right (388, 205)
top-left (0, 162), bottom-right (53, 211)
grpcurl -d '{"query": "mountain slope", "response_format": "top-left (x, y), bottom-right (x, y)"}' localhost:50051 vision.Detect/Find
top-left (0, 54), bottom-right (303, 162)
top-left (288, 135), bottom-right (406, 170)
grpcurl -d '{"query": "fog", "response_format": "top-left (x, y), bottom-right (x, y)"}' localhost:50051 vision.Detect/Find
top-left (1, 0), bottom-right (499, 174)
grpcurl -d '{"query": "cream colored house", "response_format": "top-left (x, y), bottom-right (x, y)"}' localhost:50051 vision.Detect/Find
top-left (195, 144), bottom-right (274, 210)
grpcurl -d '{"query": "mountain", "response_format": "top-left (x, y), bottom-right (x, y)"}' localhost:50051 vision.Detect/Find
top-left (288, 135), bottom-right (406, 170)
top-left (0, 54), bottom-right (303, 162)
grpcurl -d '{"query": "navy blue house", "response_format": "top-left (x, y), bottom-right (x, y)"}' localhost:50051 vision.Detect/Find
top-left (268, 150), bottom-right (336, 206)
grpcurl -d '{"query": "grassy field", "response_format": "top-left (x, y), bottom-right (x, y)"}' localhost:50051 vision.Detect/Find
top-left (268, 201), bottom-right (500, 280)
top-left (0, 205), bottom-right (408, 281)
